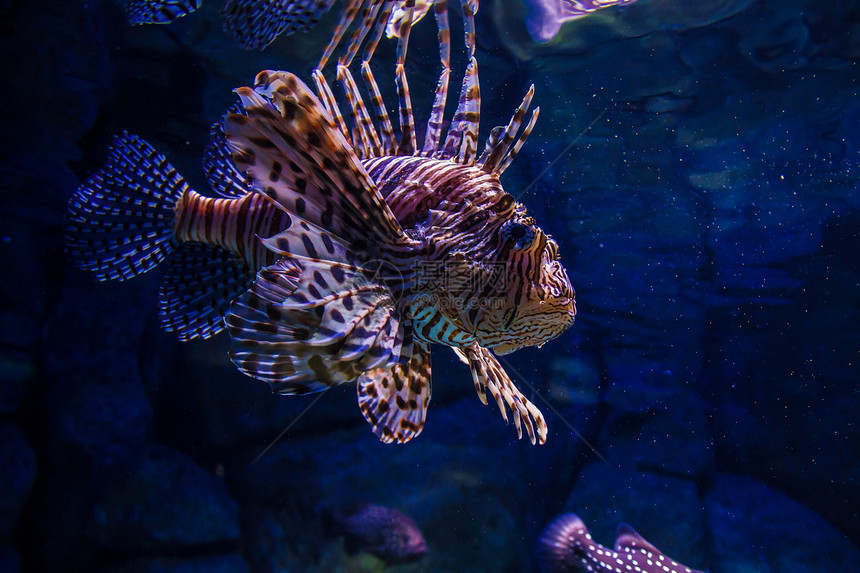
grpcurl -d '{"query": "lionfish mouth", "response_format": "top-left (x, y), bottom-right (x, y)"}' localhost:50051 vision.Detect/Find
top-left (491, 299), bottom-right (576, 356)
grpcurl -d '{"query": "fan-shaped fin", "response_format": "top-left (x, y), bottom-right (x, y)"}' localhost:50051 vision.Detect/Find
top-left (203, 103), bottom-right (252, 199)
top-left (65, 133), bottom-right (186, 281)
top-left (226, 258), bottom-right (406, 392)
top-left (222, 0), bottom-right (336, 51)
top-left (126, 0), bottom-right (202, 25)
top-left (225, 71), bottom-right (414, 253)
top-left (158, 243), bottom-right (254, 340)
top-left (358, 341), bottom-right (430, 443)
top-left (461, 343), bottom-right (547, 444)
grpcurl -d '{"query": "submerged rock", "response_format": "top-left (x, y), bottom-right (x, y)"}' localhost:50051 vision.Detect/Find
top-left (561, 461), bottom-right (706, 567)
top-left (0, 425), bottom-right (36, 541)
top-left (90, 445), bottom-right (239, 551)
top-left (0, 545), bottom-right (19, 573)
top-left (103, 554), bottom-right (250, 573)
top-left (706, 473), bottom-right (860, 571)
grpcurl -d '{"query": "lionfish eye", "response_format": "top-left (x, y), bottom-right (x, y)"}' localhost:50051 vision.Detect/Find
top-left (501, 220), bottom-right (536, 250)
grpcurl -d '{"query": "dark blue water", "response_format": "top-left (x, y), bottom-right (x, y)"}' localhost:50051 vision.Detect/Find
top-left (1, 0), bottom-right (858, 571)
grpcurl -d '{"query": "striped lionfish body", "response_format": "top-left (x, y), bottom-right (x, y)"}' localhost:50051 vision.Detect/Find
top-left (66, 0), bottom-right (576, 445)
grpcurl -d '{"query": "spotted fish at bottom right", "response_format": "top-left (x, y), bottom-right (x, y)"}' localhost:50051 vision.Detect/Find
top-left (538, 513), bottom-right (706, 573)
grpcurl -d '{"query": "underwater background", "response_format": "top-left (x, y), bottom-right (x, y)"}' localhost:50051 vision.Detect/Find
top-left (1, 0), bottom-right (859, 571)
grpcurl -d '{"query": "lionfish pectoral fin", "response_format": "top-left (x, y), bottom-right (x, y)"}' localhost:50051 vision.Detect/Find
top-left (451, 346), bottom-right (470, 365)
top-left (462, 343), bottom-right (548, 445)
top-left (221, 0), bottom-right (336, 51)
top-left (358, 341), bottom-right (431, 444)
top-left (262, 216), bottom-right (359, 264)
top-left (159, 243), bottom-right (255, 340)
top-left (226, 71), bottom-right (417, 255)
top-left (226, 256), bottom-right (405, 392)
top-left (125, 0), bottom-right (202, 25)
top-left (66, 133), bottom-right (189, 282)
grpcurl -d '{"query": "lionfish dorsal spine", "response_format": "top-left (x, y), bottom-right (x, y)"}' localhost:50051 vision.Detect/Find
top-left (420, 66), bottom-right (451, 157)
top-left (337, 0), bottom-right (384, 68)
top-left (337, 64), bottom-right (383, 159)
top-left (317, 0), bottom-right (366, 72)
top-left (419, 0), bottom-right (452, 157)
top-left (395, 62), bottom-right (417, 156)
top-left (479, 84), bottom-right (536, 175)
top-left (361, 61), bottom-right (398, 155)
top-left (312, 69), bottom-right (351, 141)
top-left (361, 1), bottom-right (394, 65)
top-left (499, 105), bottom-right (540, 175)
top-left (437, 56), bottom-right (480, 165)
top-left (433, 0), bottom-right (452, 67)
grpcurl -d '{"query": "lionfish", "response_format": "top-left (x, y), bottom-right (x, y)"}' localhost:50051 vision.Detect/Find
top-left (125, 0), bottom-right (336, 49)
top-left (67, 0), bottom-right (576, 444)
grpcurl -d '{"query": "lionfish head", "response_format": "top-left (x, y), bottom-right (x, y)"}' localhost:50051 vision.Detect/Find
top-left (430, 194), bottom-right (576, 356)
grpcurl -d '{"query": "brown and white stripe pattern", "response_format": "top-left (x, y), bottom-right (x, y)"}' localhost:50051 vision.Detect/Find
top-left (173, 190), bottom-right (287, 272)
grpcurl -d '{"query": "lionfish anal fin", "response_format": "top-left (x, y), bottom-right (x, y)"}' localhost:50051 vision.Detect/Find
top-left (158, 243), bottom-right (255, 340)
top-left (358, 341), bottom-right (431, 444)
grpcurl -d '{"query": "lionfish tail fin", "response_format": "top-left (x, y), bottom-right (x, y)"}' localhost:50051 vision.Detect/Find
top-left (357, 341), bottom-right (430, 444)
top-left (66, 132), bottom-right (188, 281)
top-left (126, 0), bottom-right (202, 25)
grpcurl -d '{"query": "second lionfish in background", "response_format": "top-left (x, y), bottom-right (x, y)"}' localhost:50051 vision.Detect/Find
top-left (125, 0), bottom-right (338, 49)
top-left (68, 0), bottom-right (576, 444)
top-left (124, 0), bottom-right (434, 50)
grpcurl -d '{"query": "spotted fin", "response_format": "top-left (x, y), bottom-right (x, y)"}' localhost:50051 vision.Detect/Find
top-left (203, 104), bottom-right (252, 199)
top-left (221, 0), bottom-right (336, 50)
top-left (614, 524), bottom-right (663, 555)
top-left (126, 0), bottom-right (202, 25)
top-left (462, 343), bottom-right (547, 444)
top-left (158, 243), bottom-right (254, 340)
top-left (226, 257), bottom-right (406, 393)
top-left (65, 132), bottom-right (186, 281)
top-left (226, 70), bottom-right (416, 255)
top-left (262, 212), bottom-right (359, 265)
top-left (357, 341), bottom-right (430, 444)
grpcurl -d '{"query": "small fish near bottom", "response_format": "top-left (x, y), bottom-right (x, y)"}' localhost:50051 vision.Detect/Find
top-left (538, 513), bottom-right (706, 573)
